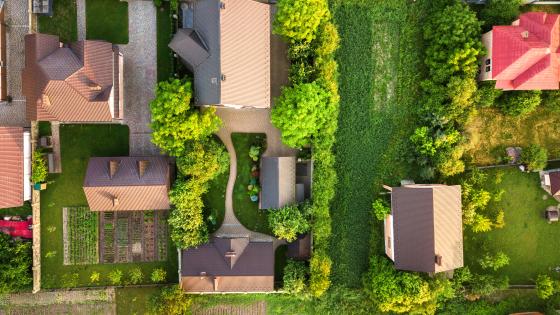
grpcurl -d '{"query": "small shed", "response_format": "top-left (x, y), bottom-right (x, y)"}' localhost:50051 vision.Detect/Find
top-left (506, 147), bottom-right (522, 164)
top-left (260, 157), bottom-right (296, 210)
top-left (546, 206), bottom-right (559, 223)
top-left (32, 0), bottom-right (52, 16)
top-left (286, 234), bottom-right (311, 260)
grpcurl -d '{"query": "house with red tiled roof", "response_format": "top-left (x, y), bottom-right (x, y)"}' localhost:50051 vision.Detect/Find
top-left (0, 127), bottom-right (31, 209)
top-left (480, 12), bottom-right (560, 90)
top-left (22, 33), bottom-right (123, 122)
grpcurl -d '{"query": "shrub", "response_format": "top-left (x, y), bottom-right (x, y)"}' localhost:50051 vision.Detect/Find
top-left (536, 274), bottom-right (556, 300)
top-left (268, 204), bottom-right (310, 242)
top-left (150, 287), bottom-right (192, 315)
top-left (0, 234), bottom-right (32, 293)
top-left (169, 177), bottom-right (209, 249)
top-left (151, 268), bottom-right (167, 283)
top-left (108, 269), bottom-right (123, 285)
top-left (150, 78), bottom-right (221, 156)
top-left (90, 271), bottom-right (100, 284)
top-left (479, 251), bottom-right (510, 271)
top-left (469, 274), bottom-right (509, 298)
top-left (273, 0), bottom-right (328, 43)
top-left (494, 210), bottom-right (505, 229)
top-left (498, 90), bottom-right (541, 116)
top-left (271, 82), bottom-right (331, 148)
top-left (475, 81), bottom-right (502, 108)
top-left (283, 260), bottom-right (308, 295)
top-left (129, 267), bottom-right (143, 285)
top-left (61, 273), bottom-right (79, 288)
top-left (479, 0), bottom-right (522, 30)
top-left (45, 251), bottom-right (56, 259)
top-left (521, 144), bottom-right (547, 171)
top-left (309, 250), bottom-right (331, 298)
top-left (372, 199), bottom-right (390, 221)
top-left (542, 90), bottom-right (560, 112)
top-left (176, 140), bottom-right (229, 182)
top-left (471, 214), bottom-right (493, 233)
top-left (31, 151), bottom-right (48, 183)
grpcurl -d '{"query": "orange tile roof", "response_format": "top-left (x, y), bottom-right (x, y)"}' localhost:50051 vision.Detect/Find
top-left (0, 127), bottom-right (23, 209)
top-left (22, 33), bottom-right (122, 122)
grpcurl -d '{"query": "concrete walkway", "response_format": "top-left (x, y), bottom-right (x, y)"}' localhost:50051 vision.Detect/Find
top-left (213, 107), bottom-right (296, 247)
top-left (49, 122), bottom-right (62, 173)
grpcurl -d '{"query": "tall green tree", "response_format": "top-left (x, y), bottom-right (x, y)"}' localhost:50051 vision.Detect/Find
top-left (268, 204), bottom-right (310, 242)
top-left (273, 0), bottom-right (328, 43)
top-left (150, 78), bottom-right (221, 156)
top-left (0, 234), bottom-right (32, 293)
top-left (271, 82), bottom-right (331, 148)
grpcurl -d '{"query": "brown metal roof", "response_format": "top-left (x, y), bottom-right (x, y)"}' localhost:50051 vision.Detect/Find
top-left (549, 171), bottom-right (560, 195)
top-left (22, 33), bottom-right (123, 122)
top-left (391, 185), bottom-right (463, 273)
top-left (180, 236), bottom-right (274, 292)
top-left (0, 127), bottom-right (23, 209)
top-left (260, 156), bottom-right (296, 209)
top-left (83, 157), bottom-right (170, 211)
top-left (169, 0), bottom-right (270, 108)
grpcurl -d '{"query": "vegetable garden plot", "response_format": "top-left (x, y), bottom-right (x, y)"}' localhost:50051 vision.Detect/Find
top-left (62, 207), bottom-right (98, 265)
top-left (98, 210), bottom-right (168, 264)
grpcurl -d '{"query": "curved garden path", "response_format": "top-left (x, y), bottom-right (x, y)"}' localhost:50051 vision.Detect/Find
top-left (212, 107), bottom-right (296, 247)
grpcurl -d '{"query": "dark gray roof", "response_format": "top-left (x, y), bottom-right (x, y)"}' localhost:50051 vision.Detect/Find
top-left (391, 185), bottom-right (463, 273)
top-left (287, 234), bottom-right (311, 260)
top-left (83, 156), bottom-right (169, 187)
top-left (260, 156), bottom-right (296, 209)
top-left (181, 237), bottom-right (274, 277)
top-left (169, 29), bottom-right (210, 70)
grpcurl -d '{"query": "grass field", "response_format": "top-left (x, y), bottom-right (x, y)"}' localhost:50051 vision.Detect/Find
top-left (40, 125), bottom-right (177, 289)
top-left (464, 167), bottom-right (560, 284)
top-left (85, 0), bottom-right (128, 44)
top-left (328, 0), bottom-right (424, 286)
top-left (156, 2), bottom-right (175, 82)
top-left (37, 0), bottom-right (77, 43)
top-left (466, 108), bottom-right (560, 165)
top-left (231, 133), bottom-right (272, 235)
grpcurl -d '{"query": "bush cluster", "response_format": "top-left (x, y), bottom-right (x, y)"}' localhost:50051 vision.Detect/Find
top-left (31, 150), bottom-right (48, 183)
top-left (268, 204), bottom-right (310, 242)
top-left (150, 78), bottom-right (228, 249)
top-left (461, 169), bottom-right (506, 233)
top-left (410, 2), bottom-right (483, 179)
top-left (273, 0), bottom-right (339, 297)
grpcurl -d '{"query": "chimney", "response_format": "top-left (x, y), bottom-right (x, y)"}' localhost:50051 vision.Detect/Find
top-left (435, 255), bottom-right (442, 266)
top-left (112, 196), bottom-right (119, 207)
top-left (88, 82), bottom-right (102, 91)
top-left (109, 160), bottom-right (120, 179)
top-left (199, 271), bottom-right (207, 280)
top-left (138, 160), bottom-right (150, 178)
top-left (521, 31), bottom-right (529, 39)
top-left (224, 250), bottom-right (236, 258)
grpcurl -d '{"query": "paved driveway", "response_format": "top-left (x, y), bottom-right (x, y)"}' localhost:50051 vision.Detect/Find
top-left (0, 0), bottom-right (29, 127)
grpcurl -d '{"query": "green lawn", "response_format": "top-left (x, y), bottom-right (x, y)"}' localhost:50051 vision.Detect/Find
top-left (156, 2), bottom-right (175, 82)
top-left (231, 133), bottom-right (272, 235)
top-left (40, 125), bottom-right (177, 289)
top-left (115, 286), bottom-right (162, 315)
top-left (466, 108), bottom-right (560, 165)
top-left (328, 0), bottom-right (424, 286)
top-left (38, 0), bottom-right (77, 43)
top-left (0, 201), bottom-right (32, 217)
top-left (464, 167), bottom-right (560, 284)
top-left (86, 0), bottom-right (128, 44)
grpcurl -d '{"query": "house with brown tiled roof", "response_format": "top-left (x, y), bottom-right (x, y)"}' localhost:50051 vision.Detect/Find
top-left (180, 236), bottom-right (274, 293)
top-left (480, 12), bottom-right (560, 90)
top-left (83, 157), bottom-right (171, 211)
top-left (22, 33), bottom-right (123, 122)
top-left (0, 127), bottom-right (31, 209)
top-left (540, 169), bottom-right (560, 201)
top-left (384, 184), bottom-right (463, 274)
top-left (169, 0), bottom-right (271, 108)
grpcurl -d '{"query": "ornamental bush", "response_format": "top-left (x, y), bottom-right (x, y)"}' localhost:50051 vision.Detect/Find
top-left (271, 82), bottom-right (331, 148)
top-left (150, 78), bottom-right (221, 156)
top-left (479, 251), bottom-right (510, 271)
top-left (372, 199), bottom-right (390, 221)
top-left (31, 150), bottom-right (47, 183)
top-left (151, 268), bottom-right (167, 283)
top-left (273, 0), bottom-right (328, 43)
top-left (108, 269), bottom-right (123, 285)
top-left (309, 250), bottom-right (331, 298)
top-left (283, 260), bottom-right (308, 295)
top-left (176, 140), bottom-right (229, 182)
top-left (268, 204), bottom-right (310, 242)
top-left (536, 274), bottom-right (556, 300)
top-left (521, 144), bottom-right (547, 171)
top-left (498, 90), bottom-right (541, 117)
top-left (128, 267), bottom-right (144, 285)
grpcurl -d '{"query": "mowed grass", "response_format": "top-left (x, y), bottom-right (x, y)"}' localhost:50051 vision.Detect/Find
top-left (38, 0), bottom-right (77, 43)
top-left (86, 0), bottom-right (128, 44)
top-left (464, 168), bottom-right (560, 284)
top-left (231, 133), bottom-right (271, 235)
top-left (329, 0), bottom-right (424, 286)
top-left (466, 108), bottom-right (560, 165)
top-left (115, 286), bottom-right (162, 315)
top-left (41, 125), bottom-right (177, 288)
top-left (156, 2), bottom-right (174, 82)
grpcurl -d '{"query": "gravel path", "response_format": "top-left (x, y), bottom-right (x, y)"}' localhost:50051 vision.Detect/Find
top-left (0, 0), bottom-right (29, 127)
top-left (213, 107), bottom-right (295, 244)
top-left (120, 0), bottom-right (159, 156)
